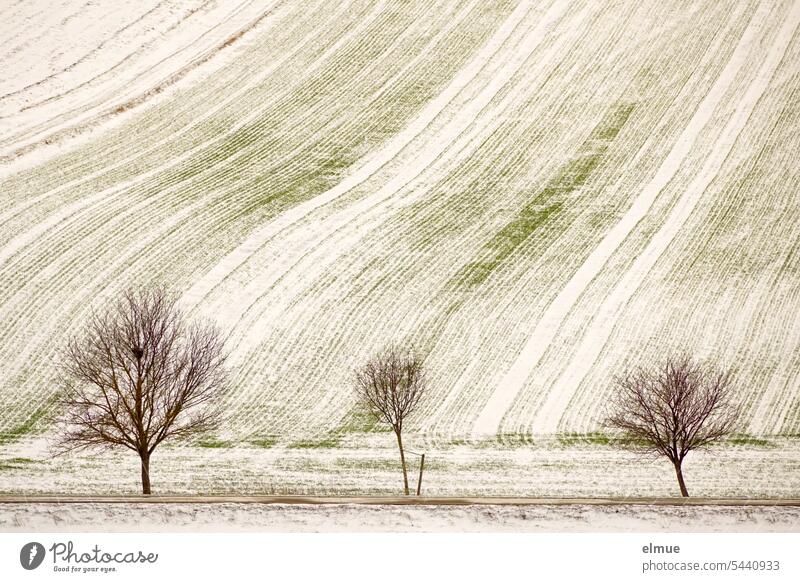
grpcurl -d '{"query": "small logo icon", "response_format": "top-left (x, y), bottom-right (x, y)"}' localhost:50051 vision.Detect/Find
top-left (20, 542), bottom-right (45, 570)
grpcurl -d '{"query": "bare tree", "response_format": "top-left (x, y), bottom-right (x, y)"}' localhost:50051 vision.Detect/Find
top-left (354, 345), bottom-right (427, 495)
top-left (604, 355), bottom-right (740, 497)
top-left (54, 286), bottom-right (228, 494)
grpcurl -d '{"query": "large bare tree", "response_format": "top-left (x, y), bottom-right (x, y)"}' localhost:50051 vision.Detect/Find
top-left (604, 355), bottom-right (740, 497)
top-left (54, 286), bottom-right (228, 494)
top-left (354, 345), bottom-right (427, 495)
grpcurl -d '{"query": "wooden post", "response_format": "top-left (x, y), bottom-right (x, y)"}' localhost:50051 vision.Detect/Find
top-left (416, 453), bottom-right (425, 496)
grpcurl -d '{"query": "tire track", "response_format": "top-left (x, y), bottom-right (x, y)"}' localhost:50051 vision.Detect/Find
top-left (182, 0), bottom-right (559, 315)
top-left (218, 2), bottom-right (606, 432)
top-left (0, 0), bottom-right (168, 101)
top-left (471, 0), bottom-right (781, 437)
top-left (530, 0), bottom-right (800, 434)
top-left (0, 0), bottom-right (275, 161)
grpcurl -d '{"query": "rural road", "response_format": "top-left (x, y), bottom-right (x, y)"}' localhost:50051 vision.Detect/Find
top-left (1, 496), bottom-right (798, 506)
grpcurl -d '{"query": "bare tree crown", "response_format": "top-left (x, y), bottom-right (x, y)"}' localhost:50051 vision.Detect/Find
top-left (354, 345), bottom-right (426, 433)
top-left (605, 355), bottom-right (740, 463)
top-left (55, 286), bottom-right (228, 457)
top-left (353, 344), bottom-right (428, 495)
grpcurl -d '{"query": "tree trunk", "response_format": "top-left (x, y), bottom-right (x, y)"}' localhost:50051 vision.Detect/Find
top-left (673, 459), bottom-right (689, 497)
top-left (140, 452), bottom-right (152, 495)
top-left (395, 430), bottom-right (409, 495)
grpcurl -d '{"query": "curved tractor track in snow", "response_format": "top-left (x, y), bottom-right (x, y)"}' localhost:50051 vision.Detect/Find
top-left (472, 0), bottom-right (800, 436)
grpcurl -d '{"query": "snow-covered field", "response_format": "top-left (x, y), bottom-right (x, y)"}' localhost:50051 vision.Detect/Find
top-left (1, 436), bottom-right (798, 498)
top-left (1, 0), bottom-right (799, 497)
top-left (2, 502), bottom-right (799, 533)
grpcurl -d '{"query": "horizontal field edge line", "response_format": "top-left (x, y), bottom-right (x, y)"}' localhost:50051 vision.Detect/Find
top-left (0, 496), bottom-right (798, 506)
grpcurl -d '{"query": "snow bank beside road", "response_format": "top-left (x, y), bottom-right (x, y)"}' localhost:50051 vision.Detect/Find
top-left (2, 502), bottom-right (799, 533)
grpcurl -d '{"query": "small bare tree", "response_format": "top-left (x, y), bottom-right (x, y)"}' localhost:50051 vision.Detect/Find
top-left (54, 286), bottom-right (228, 494)
top-left (605, 355), bottom-right (740, 497)
top-left (354, 345), bottom-right (427, 495)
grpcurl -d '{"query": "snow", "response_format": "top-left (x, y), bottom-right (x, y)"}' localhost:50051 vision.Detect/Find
top-left (2, 502), bottom-right (798, 533)
top-left (1, 436), bottom-right (798, 499)
top-left (181, 0), bottom-right (560, 315)
top-left (472, 0), bottom-right (795, 436)
top-left (0, 0), bottom-right (278, 160)
top-left (1, 0), bottom-right (799, 486)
